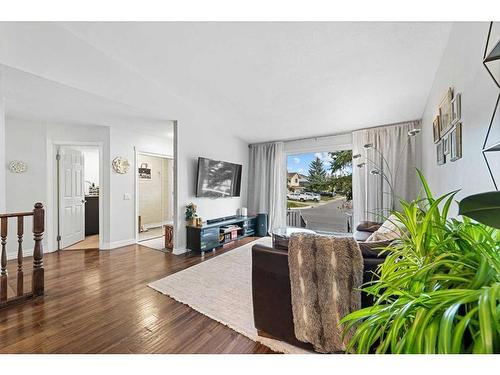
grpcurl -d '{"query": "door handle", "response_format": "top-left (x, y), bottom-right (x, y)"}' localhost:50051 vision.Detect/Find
top-left (82, 199), bottom-right (87, 204)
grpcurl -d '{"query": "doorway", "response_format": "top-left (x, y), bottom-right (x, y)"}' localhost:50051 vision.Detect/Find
top-left (136, 152), bottom-right (173, 251)
top-left (57, 145), bottom-right (101, 250)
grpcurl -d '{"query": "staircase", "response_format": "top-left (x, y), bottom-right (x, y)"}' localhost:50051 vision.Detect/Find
top-left (0, 203), bottom-right (45, 309)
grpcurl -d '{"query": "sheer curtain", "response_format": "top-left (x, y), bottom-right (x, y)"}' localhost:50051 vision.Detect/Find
top-left (247, 142), bottom-right (286, 232)
top-left (352, 120), bottom-right (421, 226)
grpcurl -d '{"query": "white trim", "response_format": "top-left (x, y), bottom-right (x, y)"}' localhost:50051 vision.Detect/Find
top-left (173, 121), bottom-right (179, 251)
top-left (6, 247), bottom-right (58, 261)
top-left (134, 148), bottom-right (174, 245)
top-left (173, 247), bottom-right (188, 255)
top-left (142, 220), bottom-right (173, 230)
top-left (7, 248), bottom-right (33, 260)
top-left (48, 140), bottom-right (104, 252)
top-left (283, 132), bottom-right (353, 154)
top-left (100, 238), bottom-right (136, 250)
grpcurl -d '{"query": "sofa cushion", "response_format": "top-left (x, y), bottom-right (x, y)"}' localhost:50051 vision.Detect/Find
top-left (366, 215), bottom-right (404, 242)
top-left (359, 240), bottom-right (391, 259)
top-left (356, 221), bottom-right (381, 233)
top-left (353, 230), bottom-right (372, 242)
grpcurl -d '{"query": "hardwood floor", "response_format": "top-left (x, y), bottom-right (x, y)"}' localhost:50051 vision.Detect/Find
top-left (64, 234), bottom-right (99, 250)
top-left (0, 237), bottom-right (275, 354)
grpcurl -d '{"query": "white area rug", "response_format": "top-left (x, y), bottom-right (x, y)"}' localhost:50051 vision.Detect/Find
top-left (148, 237), bottom-right (309, 354)
top-left (139, 236), bottom-right (168, 253)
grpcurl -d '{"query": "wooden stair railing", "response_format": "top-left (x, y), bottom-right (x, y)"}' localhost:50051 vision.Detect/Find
top-left (0, 203), bottom-right (44, 308)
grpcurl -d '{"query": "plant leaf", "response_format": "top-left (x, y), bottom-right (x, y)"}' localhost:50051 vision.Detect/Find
top-left (459, 191), bottom-right (500, 229)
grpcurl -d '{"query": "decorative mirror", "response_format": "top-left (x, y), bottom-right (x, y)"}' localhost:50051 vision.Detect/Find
top-left (9, 160), bottom-right (28, 173)
top-left (112, 156), bottom-right (130, 174)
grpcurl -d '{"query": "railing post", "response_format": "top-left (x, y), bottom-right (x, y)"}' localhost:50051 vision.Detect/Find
top-left (17, 216), bottom-right (24, 297)
top-left (32, 203), bottom-right (44, 297)
top-left (1, 217), bottom-right (7, 302)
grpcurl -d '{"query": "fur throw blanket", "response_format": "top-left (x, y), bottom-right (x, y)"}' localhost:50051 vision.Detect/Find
top-left (288, 233), bottom-right (364, 353)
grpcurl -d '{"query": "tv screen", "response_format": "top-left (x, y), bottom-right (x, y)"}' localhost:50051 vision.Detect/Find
top-left (196, 157), bottom-right (242, 198)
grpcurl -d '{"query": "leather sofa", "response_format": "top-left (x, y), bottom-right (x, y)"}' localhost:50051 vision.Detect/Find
top-left (251, 223), bottom-right (389, 349)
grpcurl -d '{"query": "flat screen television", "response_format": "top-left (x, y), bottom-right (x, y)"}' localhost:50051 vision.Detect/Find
top-left (196, 157), bottom-right (242, 198)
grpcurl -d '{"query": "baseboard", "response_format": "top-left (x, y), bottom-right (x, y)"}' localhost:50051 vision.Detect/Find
top-left (142, 221), bottom-right (173, 230)
top-left (7, 247), bottom-right (57, 260)
top-left (101, 238), bottom-right (137, 250)
top-left (173, 247), bottom-right (189, 255)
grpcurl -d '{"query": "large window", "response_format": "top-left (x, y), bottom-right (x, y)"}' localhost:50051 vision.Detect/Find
top-left (286, 150), bottom-right (353, 233)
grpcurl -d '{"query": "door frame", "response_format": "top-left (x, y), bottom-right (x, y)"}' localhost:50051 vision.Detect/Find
top-left (134, 149), bottom-right (174, 244)
top-left (48, 141), bottom-right (104, 251)
top-left (283, 136), bottom-right (353, 231)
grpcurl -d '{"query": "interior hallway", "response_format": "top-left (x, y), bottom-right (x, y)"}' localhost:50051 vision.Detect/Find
top-left (64, 235), bottom-right (99, 250)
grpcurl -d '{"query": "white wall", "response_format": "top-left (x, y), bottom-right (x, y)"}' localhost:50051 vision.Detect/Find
top-left (3, 113), bottom-right (248, 256)
top-left (0, 71), bottom-right (5, 213)
top-left (109, 127), bottom-right (173, 247)
top-left (4, 117), bottom-right (109, 257)
top-left (421, 22), bottom-right (499, 215)
top-left (4, 117), bottom-right (174, 257)
top-left (174, 116), bottom-right (249, 254)
top-left (83, 149), bottom-right (100, 195)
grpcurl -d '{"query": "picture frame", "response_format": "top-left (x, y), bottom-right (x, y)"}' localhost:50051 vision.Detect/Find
top-left (138, 162), bottom-right (152, 179)
top-left (437, 139), bottom-right (446, 165)
top-left (451, 93), bottom-right (461, 125)
top-left (450, 123), bottom-right (463, 162)
top-left (439, 87), bottom-right (453, 136)
top-left (443, 134), bottom-right (450, 155)
top-left (433, 115), bottom-right (441, 143)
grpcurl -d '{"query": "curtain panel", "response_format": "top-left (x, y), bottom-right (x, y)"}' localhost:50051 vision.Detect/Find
top-left (247, 141), bottom-right (286, 232)
top-left (352, 120), bottom-right (421, 227)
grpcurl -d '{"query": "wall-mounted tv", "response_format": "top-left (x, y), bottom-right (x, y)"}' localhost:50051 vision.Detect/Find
top-left (196, 157), bottom-right (242, 198)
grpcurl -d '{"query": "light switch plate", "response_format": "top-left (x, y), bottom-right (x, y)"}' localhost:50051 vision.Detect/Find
top-left (123, 193), bottom-right (131, 200)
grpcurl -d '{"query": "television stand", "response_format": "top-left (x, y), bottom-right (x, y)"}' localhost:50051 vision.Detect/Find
top-left (186, 215), bottom-right (259, 253)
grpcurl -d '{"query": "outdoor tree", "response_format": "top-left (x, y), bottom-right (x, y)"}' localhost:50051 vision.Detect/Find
top-left (307, 156), bottom-right (328, 191)
top-left (329, 150), bottom-right (352, 174)
top-left (328, 150), bottom-right (353, 200)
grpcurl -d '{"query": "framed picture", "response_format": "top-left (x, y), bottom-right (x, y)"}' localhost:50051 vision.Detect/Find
top-left (443, 134), bottom-right (450, 155)
top-left (450, 123), bottom-right (463, 162)
top-left (433, 115), bottom-right (441, 143)
top-left (451, 93), bottom-right (461, 125)
top-left (439, 87), bottom-right (453, 136)
top-left (437, 139), bottom-right (446, 165)
top-left (138, 163), bottom-right (152, 179)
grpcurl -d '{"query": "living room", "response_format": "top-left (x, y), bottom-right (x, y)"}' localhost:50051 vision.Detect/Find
top-left (0, 1), bottom-right (499, 373)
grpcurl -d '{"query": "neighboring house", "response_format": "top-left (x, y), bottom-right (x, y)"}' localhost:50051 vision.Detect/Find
top-left (287, 172), bottom-right (309, 192)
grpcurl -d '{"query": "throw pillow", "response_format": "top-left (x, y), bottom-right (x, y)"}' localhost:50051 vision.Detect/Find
top-left (365, 214), bottom-right (404, 242)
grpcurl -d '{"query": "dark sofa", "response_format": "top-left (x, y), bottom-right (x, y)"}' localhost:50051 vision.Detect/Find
top-left (251, 223), bottom-right (389, 349)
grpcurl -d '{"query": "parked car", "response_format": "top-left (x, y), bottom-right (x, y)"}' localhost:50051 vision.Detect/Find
top-left (287, 191), bottom-right (320, 202)
top-left (287, 192), bottom-right (307, 201)
top-left (303, 192), bottom-right (321, 202)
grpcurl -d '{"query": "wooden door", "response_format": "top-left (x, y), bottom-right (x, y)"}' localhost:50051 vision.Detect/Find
top-left (59, 147), bottom-right (85, 248)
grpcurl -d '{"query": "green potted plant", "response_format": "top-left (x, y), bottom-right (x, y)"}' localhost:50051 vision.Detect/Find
top-left (341, 171), bottom-right (500, 354)
top-left (185, 202), bottom-right (197, 226)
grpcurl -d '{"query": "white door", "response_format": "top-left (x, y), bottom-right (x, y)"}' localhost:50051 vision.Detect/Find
top-left (59, 147), bottom-right (85, 248)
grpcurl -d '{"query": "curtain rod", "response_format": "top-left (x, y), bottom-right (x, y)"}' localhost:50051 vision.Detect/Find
top-left (248, 118), bottom-right (421, 148)
top-left (248, 131), bottom-right (351, 148)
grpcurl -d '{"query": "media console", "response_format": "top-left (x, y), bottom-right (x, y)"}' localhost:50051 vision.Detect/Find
top-left (186, 215), bottom-right (259, 253)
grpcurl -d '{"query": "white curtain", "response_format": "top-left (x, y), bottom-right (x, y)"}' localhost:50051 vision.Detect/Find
top-left (247, 142), bottom-right (287, 232)
top-left (352, 120), bottom-right (421, 226)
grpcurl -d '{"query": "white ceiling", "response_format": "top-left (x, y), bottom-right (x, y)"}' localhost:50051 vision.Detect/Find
top-left (0, 22), bottom-right (452, 142)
